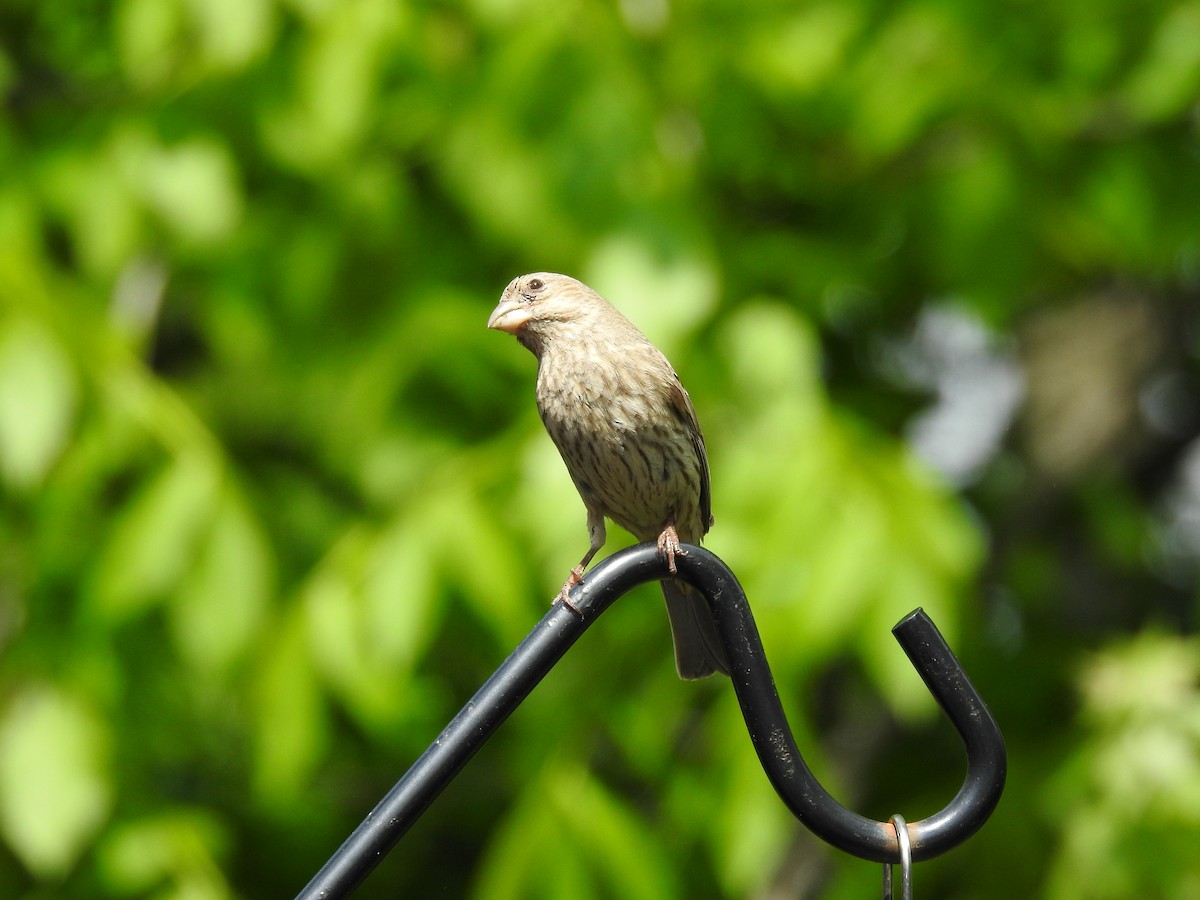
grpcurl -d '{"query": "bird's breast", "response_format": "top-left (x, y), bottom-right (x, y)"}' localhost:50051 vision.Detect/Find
top-left (535, 352), bottom-right (704, 542)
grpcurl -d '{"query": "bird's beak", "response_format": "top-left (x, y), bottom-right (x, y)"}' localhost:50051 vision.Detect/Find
top-left (488, 298), bottom-right (532, 334)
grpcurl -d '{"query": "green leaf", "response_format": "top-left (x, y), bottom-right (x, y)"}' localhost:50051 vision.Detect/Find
top-left (584, 235), bottom-right (718, 350)
top-left (432, 483), bottom-right (530, 644)
top-left (115, 0), bottom-right (185, 90)
top-left (261, 0), bottom-right (404, 170)
top-left (1122, 2), bottom-right (1200, 123)
top-left (189, 0), bottom-right (276, 72)
top-left (88, 454), bottom-right (221, 623)
top-left (302, 520), bottom-right (429, 734)
top-left (0, 687), bottom-right (113, 877)
top-left (97, 811), bottom-right (231, 898)
top-left (363, 513), bottom-right (440, 670)
top-left (0, 317), bottom-right (78, 491)
top-left (475, 763), bottom-right (678, 900)
top-left (743, 5), bottom-right (863, 94)
top-left (38, 144), bottom-right (144, 276)
top-left (253, 610), bottom-right (327, 804)
top-left (169, 483), bottom-right (274, 673)
top-left (120, 132), bottom-right (244, 245)
top-left (548, 767), bottom-right (679, 900)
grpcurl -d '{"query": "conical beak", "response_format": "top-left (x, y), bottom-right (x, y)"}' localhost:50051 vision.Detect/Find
top-left (488, 298), bottom-right (532, 333)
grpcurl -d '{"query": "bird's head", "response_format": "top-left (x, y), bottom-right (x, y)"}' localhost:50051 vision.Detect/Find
top-left (488, 272), bottom-right (610, 355)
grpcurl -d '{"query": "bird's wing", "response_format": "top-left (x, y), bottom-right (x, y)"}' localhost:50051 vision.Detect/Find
top-left (667, 375), bottom-right (713, 537)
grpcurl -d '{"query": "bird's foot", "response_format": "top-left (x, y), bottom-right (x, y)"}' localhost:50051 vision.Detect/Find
top-left (657, 524), bottom-right (685, 574)
top-left (556, 565), bottom-right (586, 617)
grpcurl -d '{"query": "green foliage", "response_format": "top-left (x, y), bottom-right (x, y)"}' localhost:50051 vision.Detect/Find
top-left (1, 0), bottom-right (1198, 897)
top-left (1045, 634), bottom-right (1200, 898)
top-left (0, 687), bottom-right (111, 878)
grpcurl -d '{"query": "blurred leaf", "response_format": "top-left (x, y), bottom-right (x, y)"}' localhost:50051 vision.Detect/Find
top-left (125, 133), bottom-right (243, 245)
top-left (0, 687), bottom-right (112, 877)
top-left (38, 145), bottom-right (144, 276)
top-left (187, 0), bottom-right (276, 73)
top-left (548, 766), bottom-right (678, 900)
top-left (439, 111), bottom-right (579, 258)
top-left (585, 235), bottom-right (717, 351)
top-left (301, 528), bottom-right (400, 728)
top-left (88, 453), bottom-right (221, 623)
top-left (1082, 155), bottom-right (1157, 269)
top-left (115, 0), bottom-right (186, 89)
top-left (743, 4), bottom-right (863, 95)
top-left (1044, 633), bottom-right (1200, 899)
top-left (1122, 2), bottom-right (1200, 123)
top-left (845, 7), bottom-right (967, 160)
top-left (169, 483), bottom-right (273, 673)
top-left (711, 741), bottom-right (793, 897)
top-left (362, 514), bottom-right (440, 671)
top-left (253, 609), bottom-right (327, 804)
top-left (431, 480), bottom-right (530, 643)
top-left (475, 763), bottom-right (678, 900)
top-left (97, 811), bottom-right (231, 898)
top-left (261, 0), bottom-right (404, 170)
top-left (0, 316), bottom-right (78, 491)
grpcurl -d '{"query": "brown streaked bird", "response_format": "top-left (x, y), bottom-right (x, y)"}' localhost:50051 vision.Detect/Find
top-left (488, 272), bottom-right (730, 679)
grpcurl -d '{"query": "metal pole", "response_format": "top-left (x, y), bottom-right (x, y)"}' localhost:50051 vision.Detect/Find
top-left (296, 544), bottom-right (1006, 897)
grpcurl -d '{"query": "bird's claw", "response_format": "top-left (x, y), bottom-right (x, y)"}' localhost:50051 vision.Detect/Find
top-left (657, 524), bottom-right (685, 574)
top-left (556, 565), bottom-right (586, 617)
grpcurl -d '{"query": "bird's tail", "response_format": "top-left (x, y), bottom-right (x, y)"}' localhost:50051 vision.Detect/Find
top-left (660, 580), bottom-right (730, 679)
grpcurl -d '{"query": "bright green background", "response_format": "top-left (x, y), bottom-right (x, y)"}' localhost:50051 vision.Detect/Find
top-left (3, 0), bottom-right (1200, 896)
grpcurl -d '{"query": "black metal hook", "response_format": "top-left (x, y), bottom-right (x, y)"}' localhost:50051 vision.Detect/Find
top-left (297, 544), bottom-right (1006, 898)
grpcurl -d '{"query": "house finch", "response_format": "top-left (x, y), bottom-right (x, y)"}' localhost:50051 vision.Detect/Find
top-left (488, 272), bottom-right (730, 679)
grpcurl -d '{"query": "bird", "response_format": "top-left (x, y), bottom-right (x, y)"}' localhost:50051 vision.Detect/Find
top-left (488, 272), bottom-right (730, 679)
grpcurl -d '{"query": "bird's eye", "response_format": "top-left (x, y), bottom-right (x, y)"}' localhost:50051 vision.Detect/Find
top-left (527, 278), bottom-right (544, 291)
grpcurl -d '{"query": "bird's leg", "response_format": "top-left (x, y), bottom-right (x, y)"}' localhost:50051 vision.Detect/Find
top-left (557, 561), bottom-right (589, 615)
top-left (557, 508), bottom-right (606, 615)
top-left (657, 522), bottom-right (685, 574)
